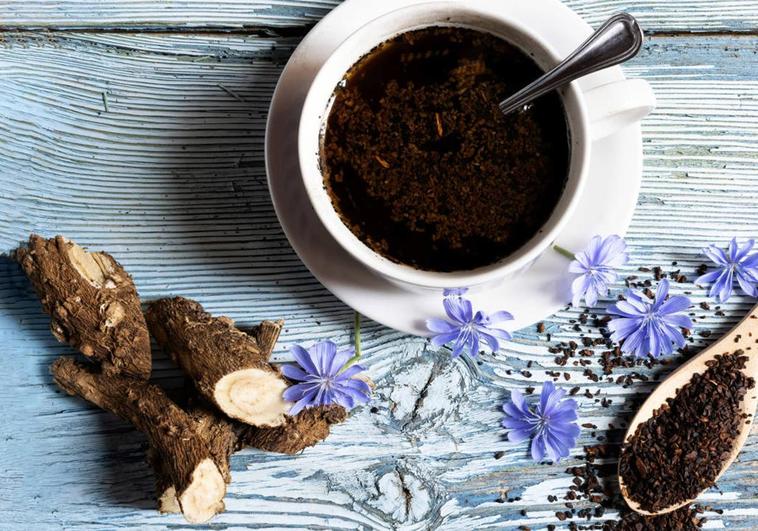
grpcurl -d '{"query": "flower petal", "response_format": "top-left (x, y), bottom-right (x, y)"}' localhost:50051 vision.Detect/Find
top-left (703, 245), bottom-right (729, 266)
top-left (571, 274), bottom-right (592, 307)
top-left (652, 279), bottom-right (671, 310)
top-left (624, 290), bottom-right (653, 313)
top-left (339, 378), bottom-right (372, 397)
top-left (330, 388), bottom-right (355, 410)
top-left (548, 399), bottom-right (579, 421)
top-left (618, 322), bottom-right (649, 357)
top-left (715, 269), bottom-right (734, 303)
top-left (290, 344), bottom-right (319, 375)
top-left (659, 320), bottom-right (687, 350)
top-left (568, 259), bottom-right (588, 274)
top-left (503, 401), bottom-right (530, 420)
top-left (660, 312), bottom-right (693, 330)
top-left (539, 381), bottom-right (559, 414)
top-left (506, 427), bottom-right (533, 443)
top-left (609, 300), bottom-right (646, 318)
top-left (502, 417), bottom-right (536, 433)
top-left (309, 341), bottom-right (338, 376)
top-left (486, 311), bottom-right (514, 324)
top-left (477, 330), bottom-right (501, 353)
top-left (705, 269), bottom-right (729, 299)
top-left (585, 235), bottom-right (604, 263)
top-left (647, 321), bottom-right (662, 358)
top-left (584, 281), bottom-right (600, 308)
top-left (542, 391), bottom-right (569, 418)
top-left (444, 297), bottom-right (472, 324)
top-left (544, 432), bottom-right (565, 463)
top-left (332, 348), bottom-right (355, 375)
top-left (469, 333), bottom-right (480, 358)
top-left (531, 434), bottom-right (546, 462)
top-left (736, 239), bottom-right (755, 260)
top-left (736, 270), bottom-right (758, 297)
top-left (334, 367), bottom-right (364, 383)
top-left (608, 316), bottom-right (643, 341)
top-left (596, 235), bottom-right (628, 267)
top-left (544, 427), bottom-right (577, 463)
top-left (430, 330), bottom-right (462, 348)
top-left (426, 317), bottom-right (458, 334)
top-left (450, 330), bottom-right (470, 358)
top-left (695, 269), bottom-right (722, 286)
top-left (740, 252), bottom-right (758, 269)
top-left (658, 294), bottom-right (691, 316)
top-left (288, 395), bottom-right (313, 416)
top-left (480, 326), bottom-right (512, 342)
top-left (283, 382), bottom-right (317, 402)
top-left (728, 237), bottom-right (739, 262)
top-left (281, 364), bottom-right (309, 382)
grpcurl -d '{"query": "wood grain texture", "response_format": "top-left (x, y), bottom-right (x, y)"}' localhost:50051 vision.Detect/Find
top-left (1, 6), bottom-right (758, 531)
top-left (0, 0), bottom-right (757, 32)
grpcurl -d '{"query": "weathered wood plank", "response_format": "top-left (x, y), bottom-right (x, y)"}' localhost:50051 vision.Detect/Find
top-left (0, 31), bottom-right (757, 529)
top-left (0, 0), bottom-right (757, 33)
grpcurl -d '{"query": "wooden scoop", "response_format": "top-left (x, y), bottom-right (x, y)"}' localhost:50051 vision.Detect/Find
top-left (619, 305), bottom-right (758, 515)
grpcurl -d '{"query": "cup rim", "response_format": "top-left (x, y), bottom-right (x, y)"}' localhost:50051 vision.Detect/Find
top-left (298, 1), bottom-right (591, 290)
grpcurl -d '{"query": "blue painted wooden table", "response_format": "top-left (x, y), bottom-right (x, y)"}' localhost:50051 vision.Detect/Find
top-left (1, 1), bottom-right (757, 529)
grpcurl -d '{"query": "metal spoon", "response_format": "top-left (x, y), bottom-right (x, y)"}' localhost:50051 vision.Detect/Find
top-left (618, 304), bottom-right (758, 515)
top-left (499, 13), bottom-right (644, 116)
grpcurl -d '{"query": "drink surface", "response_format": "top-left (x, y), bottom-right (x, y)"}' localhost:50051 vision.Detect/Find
top-left (322, 26), bottom-right (570, 272)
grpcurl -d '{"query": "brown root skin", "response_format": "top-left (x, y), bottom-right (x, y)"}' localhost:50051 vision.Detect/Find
top-left (147, 447), bottom-right (181, 515)
top-left (152, 403), bottom-right (346, 511)
top-left (239, 405), bottom-right (348, 455)
top-left (188, 407), bottom-right (237, 483)
top-left (146, 297), bottom-right (291, 427)
top-left (51, 358), bottom-right (225, 523)
top-left (184, 397), bottom-right (348, 456)
top-left (17, 235), bottom-right (150, 379)
top-left (250, 319), bottom-right (284, 360)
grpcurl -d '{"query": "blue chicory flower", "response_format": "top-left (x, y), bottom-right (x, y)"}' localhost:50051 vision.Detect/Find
top-left (607, 279), bottom-right (693, 358)
top-left (426, 295), bottom-right (513, 358)
top-left (696, 238), bottom-right (758, 303)
top-left (282, 340), bottom-right (371, 415)
top-left (502, 381), bottom-right (580, 463)
top-left (569, 235), bottom-right (629, 308)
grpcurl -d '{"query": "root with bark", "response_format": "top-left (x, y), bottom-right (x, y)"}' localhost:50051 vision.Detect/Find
top-left (22, 235), bottom-right (354, 524)
top-left (16, 235), bottom-right (150, 379)
top-left (146, 297), bottom-right (291, 427)
top-left (51, 358), bottom-right (226, 523)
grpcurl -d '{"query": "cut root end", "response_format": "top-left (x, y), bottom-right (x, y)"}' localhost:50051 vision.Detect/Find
top-left (177, 458), bottom-right (226, 524)
top-left (214, 368), bottom-right (291, 427)
top-left (157, 486), bottom-right (180, 515)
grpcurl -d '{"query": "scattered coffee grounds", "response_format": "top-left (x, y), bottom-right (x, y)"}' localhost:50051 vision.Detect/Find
top-left (322, 26), bottom-right (570, 271)
top-left (498, 266), bottom-right (734, 529)
top-left (619, 351), bottom-right (755, 513)
top-left (552, 443), bottom-right (711, 530)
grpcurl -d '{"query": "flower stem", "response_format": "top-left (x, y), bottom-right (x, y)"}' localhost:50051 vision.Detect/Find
top-left (340, 312), bottom-right (362, 372)
top-left (353, 311), bottom-right (362, 359)
top-left (553, 244), bottom-right (575, 260)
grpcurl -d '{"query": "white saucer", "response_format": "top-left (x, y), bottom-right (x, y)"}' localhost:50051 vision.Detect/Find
top-left (265, 0), bottom-right (642, 336)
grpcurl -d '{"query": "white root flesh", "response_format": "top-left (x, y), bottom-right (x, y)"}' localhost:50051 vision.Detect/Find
top-left (177, 458), bottom-right (226, 524)
top-left (158, 486), bottom-right (181, 515)
top-left (214, 368), bottom-right (291, 427)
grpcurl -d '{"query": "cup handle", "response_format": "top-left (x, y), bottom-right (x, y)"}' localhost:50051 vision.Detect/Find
top-left (583, 79), bottom-right (656, 141)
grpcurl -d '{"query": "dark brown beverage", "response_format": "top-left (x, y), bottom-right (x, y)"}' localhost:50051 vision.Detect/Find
top-left (321, 26), bottom-right (570, 272)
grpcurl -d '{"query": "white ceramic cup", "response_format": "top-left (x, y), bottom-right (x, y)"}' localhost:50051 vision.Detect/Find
top-left (298, 2), bottom-right (655, 291)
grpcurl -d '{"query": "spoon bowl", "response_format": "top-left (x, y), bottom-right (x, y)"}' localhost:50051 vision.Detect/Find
top-left (619, 304), bottom-right (758, 515)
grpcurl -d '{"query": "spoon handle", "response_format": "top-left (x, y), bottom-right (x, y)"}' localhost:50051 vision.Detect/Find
top-left (499, 13), bottom-right (644, 116)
